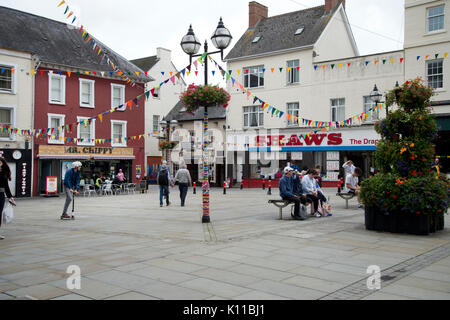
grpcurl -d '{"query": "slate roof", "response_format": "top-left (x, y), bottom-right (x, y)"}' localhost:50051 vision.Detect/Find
top-left (165, 101), bottom-right (227, 122)
top-left (130, 56), bottom-right (159, 72)
top-left (225, 5), bottom-right (334, 61)
top-left (0, 6), bottom-right (149, 82)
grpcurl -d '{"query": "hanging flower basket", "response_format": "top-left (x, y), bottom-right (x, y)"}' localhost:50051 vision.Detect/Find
top-left (180, 84), bottom-right (231, 113)
top-left (159, 141), bottom-right (178, 150)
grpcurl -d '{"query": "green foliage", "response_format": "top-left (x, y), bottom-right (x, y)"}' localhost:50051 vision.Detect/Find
top-left (361, 78), bottom-right (448, 216)
top-left (180, 84), bottom-right (231, 113)
top-left (360, 173), bottom-right (448, 216)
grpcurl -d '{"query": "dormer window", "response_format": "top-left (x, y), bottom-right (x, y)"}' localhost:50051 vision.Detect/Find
top-left (295, 27), bottom-right (304, 35)
top-left (252, 36), bottom-right (261, 43)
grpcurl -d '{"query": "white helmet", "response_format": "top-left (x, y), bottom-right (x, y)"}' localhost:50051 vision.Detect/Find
top-left (72, 161), bottom-right (83, 168)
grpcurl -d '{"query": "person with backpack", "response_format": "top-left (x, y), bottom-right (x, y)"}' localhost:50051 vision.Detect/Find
top-left (61, 161), bottom-right (82, 220)
top-left (0, 158), bottom-right (15, 240)
top-left (174, 164), bottom-right (192, 207)
top-left (157, 164), bottom-right (172, 207)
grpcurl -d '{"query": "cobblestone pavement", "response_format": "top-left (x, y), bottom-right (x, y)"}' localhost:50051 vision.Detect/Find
top-left (0, 188), bottom-right (449, 300)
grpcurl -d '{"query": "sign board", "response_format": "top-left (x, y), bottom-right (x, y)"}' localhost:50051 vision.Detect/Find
top-left (39, 145), bottom-right (134, 158)
top-left (291, 152), bottom-right (303, 160)
top-left (327, 161), bottom-right (340, 171)
top-left (327, 152), bottom-right (340, 161)
top-left (46, 176), bottom-right (58, 196)
top-left (326, 172), bottom-right (339, 181)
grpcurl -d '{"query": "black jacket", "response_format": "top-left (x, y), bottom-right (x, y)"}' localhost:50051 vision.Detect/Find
top-left (0, 174), bottom-right (13, 198)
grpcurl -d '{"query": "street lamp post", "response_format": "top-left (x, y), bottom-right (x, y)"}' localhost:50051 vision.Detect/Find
top-left (180, 18), bottom-right (232, 224)
top-left (160, 119), bottom-right (178, 171)
top-left (369, 84), bottom-right (384, 116)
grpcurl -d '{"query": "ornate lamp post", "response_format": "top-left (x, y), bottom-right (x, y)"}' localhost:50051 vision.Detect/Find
top-left (180, 18), bottom-right (232, 224)
top-left (159, 119), bottom-right (178, 170)
top-left (370, 84), bottom-right (384, 116)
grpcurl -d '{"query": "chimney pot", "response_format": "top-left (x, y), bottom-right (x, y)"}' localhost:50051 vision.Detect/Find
top-left (325, 0), bottom-right (345, 14)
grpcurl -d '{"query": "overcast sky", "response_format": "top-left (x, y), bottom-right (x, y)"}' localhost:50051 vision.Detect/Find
top-left (0, 0), bottom-right (404, 85)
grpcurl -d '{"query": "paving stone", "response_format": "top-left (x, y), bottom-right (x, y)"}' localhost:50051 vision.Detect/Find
top-left (130, 265), bottom-right (196, 285)
top-left (204, 251), bottom-right (247, 262)
top-left (247, 280), bottom-right (326, 300)
top-left (190, 268), bottom-right (260, 287)
top-left (143, 258), bottom-right (208, 273)
top-left (409, 270), bottom-right (450, 283)
top-left (362, 292), bottom-right (414, 300)
top-left (85, 270), bottom-right (156, 291)
top-left (394, 276), bottom-right (450, 293)
top-left (49, 278), bottom-right (129, 299)
top-left (6, 284), bottom-right (69, 300)
top-left (51, 294), bottom-right (93, 300)
top-left (282, 274), bottom-right (347, 293)
top-left (228, 264), bottom-right (295, 281)
top-left (105, 292), bottom-right (158, 300)
top-left (178, 278), bottom-right (251, 299)
top-left (286, 265), bottom-right (362, 285)
top-left (381, 284), bottom-right (450, 300)
top-left (136, 281), bottom-right (212, 300)
top-left (233, 291), bottom-right (289, 300)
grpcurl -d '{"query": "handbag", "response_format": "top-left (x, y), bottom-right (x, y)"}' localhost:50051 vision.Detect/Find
top-left (2, 202), bottom-right (14, 224)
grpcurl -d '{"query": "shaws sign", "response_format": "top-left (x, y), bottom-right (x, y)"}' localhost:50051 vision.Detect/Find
top-left (255, 133), bottom-right (379, 147)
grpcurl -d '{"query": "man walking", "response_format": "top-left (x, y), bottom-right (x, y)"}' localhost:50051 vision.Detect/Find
top-left (174, 164), bottom-right (192, 207)
top-left (157, 164), bottom-right (172, 207)
top-left (61, 161), bottom-right (82, 220)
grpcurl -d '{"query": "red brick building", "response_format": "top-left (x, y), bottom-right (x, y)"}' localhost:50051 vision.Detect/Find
top-left (0, 7), bottom-right (150, 195)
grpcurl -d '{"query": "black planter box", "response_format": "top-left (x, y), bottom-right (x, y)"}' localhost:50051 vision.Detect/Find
top-left (364, 207), bottom-right (445, 235)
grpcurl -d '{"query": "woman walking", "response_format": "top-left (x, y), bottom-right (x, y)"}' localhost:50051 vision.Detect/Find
top-left (174, 164), bottom-right (192, 207)
top-left (0, 158), bottom-right (15, 240)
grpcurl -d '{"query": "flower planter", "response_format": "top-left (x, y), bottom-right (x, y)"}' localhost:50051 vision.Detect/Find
top-left (365, 207), bottom-right (445, 236)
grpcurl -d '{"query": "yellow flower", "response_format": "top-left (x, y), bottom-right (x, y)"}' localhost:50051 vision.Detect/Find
top-left (400, 147), bottom-right (407, 154)
top-left (410, 143), bottom-right (414, 148)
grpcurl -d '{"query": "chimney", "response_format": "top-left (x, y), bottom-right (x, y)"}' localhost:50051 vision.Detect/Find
top-left (325, 0), bottom-right (345, 14)
top-left (249, 2), bottom-right (268, 29)
top-left (157, 47), bottom-right (171, 62)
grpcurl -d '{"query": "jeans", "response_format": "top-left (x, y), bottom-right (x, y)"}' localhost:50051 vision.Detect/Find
top-left (317, 190), bottom-right (327, 205)
top-left (0, 192), bottom-right (5, 227)
top-left (179, 183), bottom-right (188, 206)
top-left (282, 196), bottom-right (304, 216)
top-left (159, 185), bottom-right (169, 205)
top-left (306, 194), bottom-right (319, 213)
top-left (63, 186), bottom-right (73, 215)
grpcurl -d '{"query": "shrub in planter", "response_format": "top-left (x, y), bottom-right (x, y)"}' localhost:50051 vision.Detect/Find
top-left (361, 78), bottom-right (448, 234)
top-left (180, 84), bottom-right (231, 113)
top-left (159, 141), bottom-right (178, 150)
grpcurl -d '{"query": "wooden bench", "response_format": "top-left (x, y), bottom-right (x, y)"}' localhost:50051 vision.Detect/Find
top-left (268, 200), bottom-right (292, 220)
top-left (336, 192), bottom-right (356, 209)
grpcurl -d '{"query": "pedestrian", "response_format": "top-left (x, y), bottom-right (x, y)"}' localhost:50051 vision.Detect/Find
top-left (344, 167), bottom-right (363, 208)
top-left (0, 158), bottom-right (15, 240)
top-left (61, 161), bottom-right (82, 220)
top-left (301, 169), bottom-right (321, 217)
top-left (342, 160), bottom-right (355, 176)
top-left (275, 169), bottom-right (283, 180)
top-left (174, 164), bottom-right (192, 207)
top-left (117, 169), bottom-right (125, 184)
top-left (157, 164), bottom-right (172, 207)
top-left (292, 170), bottom-right (312, 206)
top-left (432, 157), bottom-right (441, 175)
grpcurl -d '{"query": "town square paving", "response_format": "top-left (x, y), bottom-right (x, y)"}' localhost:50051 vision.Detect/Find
top-left (0, 188), bottom-right (449, 300)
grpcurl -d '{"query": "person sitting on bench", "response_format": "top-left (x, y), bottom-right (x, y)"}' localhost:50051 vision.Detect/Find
top-left (292, 170), bottom-right (312, 206)
top-left (279, 167), bottom-right (305, 220)
top-left (344, 167), bottom-right (363, 208)
top-left (301, 169), bottom-right (322, 217)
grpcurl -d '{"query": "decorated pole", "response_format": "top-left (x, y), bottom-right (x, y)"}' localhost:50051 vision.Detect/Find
top-left (202, 106), bottom-right (211, 223)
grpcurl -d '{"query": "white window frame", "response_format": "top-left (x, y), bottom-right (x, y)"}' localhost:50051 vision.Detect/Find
top-left (244, 65), bottom-right (264, 89)
top-left (77, 116), bottom-right (95, 146)
top-left (47, 113), bottom-right (66, 145)
top-left (48, 73), bottom-right (66, 105)
top-left (153, 115), bottom-right (160, 133)
top-left (426, 59), bottom-right (444, 90)
top-left (79, 78), bottom-right (95, 108)
top-left (363, 96), bottom-right (379, 123)
top-left (287, 60), bottom-right (300, 85)
top-left (427, 5), bottom-right (445, 33)
top-left (243, 105), bottom-right (264, 128)
top-left (0, 105), bottom-right (16, 141)
top-left (331, 98), bottom-right (345, 122)
top-left (111, 120), bottom-right (127, 147)
top-left (111, 83), bottom-right (125, 111)
top-left (0, 62), bottom-right (18, 94)
top-left (287, 102), bottom-right (300, 127)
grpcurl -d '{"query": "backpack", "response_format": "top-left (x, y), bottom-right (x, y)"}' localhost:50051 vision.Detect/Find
top-left (158, 170), bottom-right (169, 185)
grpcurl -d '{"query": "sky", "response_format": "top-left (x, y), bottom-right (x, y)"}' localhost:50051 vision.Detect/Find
top-left (0, 0), bottom-right (405, 86)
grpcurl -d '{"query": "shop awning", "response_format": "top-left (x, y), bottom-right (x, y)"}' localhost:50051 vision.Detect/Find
top-left (38, 155), bottom-right (90, 160)
top-left (93, 156), bottom-right (135, 160)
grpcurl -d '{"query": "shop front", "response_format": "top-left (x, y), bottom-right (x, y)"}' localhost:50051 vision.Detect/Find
top-left (34, 145), bottom-right (136, 196)
top-left (227, 127), bottom-right (380, 188)
top-left (0, 149), bottom-right (32, 197)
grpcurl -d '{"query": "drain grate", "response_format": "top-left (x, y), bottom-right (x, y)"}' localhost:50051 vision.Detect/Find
top-left (319, 243), bottom-right (450, 300)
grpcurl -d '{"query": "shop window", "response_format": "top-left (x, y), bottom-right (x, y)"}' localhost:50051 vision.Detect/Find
top-left (111, 84), bottom-right (125, 111)
top-left (244, 65), bottom-right (264, 88)
top-left (49, 73), bottom-right (66, 105)
top-left (331, 98), bottom-right (345, 122)
top-left (287, 60), bottom-right (300, 84)
top-left (427, 59), bottom-right (443, 89)
top-left (243, 106), bottom-right (264, 128)
top-left (0, 64), bottom-right (14, 93)
top-left (111, 120), bottom-right (127, 147)
top-left (77, 117), bottom-right (95, 146)
top-left (287, 102), bottom-right (300, 126)
top-left (427, 5), bottom-right (445, 33)
top-left (48, 114), bottom-right (65, 144)
top-left (80, 79), bottom-right (95, 108)
top-left (0, 107), bottom-right (15, 140)
top-left (363, 96), bottom-right (379, 122)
